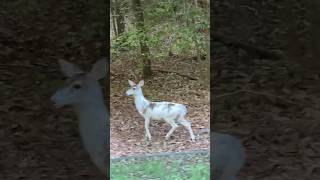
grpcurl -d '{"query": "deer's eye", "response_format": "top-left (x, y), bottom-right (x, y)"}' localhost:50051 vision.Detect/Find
top-left (73, 84), bottom-right (82, 89)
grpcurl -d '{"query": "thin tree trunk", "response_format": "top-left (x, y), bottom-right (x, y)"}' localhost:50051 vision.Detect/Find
top-left (198, 0), bottom-right (209, 9)
top-left (132, 0), bottom-right (152, 78)
top-left (111, 1), bottom-right (118, 37)
top-left (284, 2), bottom-right (304, 66)
top-left (282, 1), bottom-right (320, 71)
top-left (114, 0), bottom-right (125, 35)
top-left (310, 0), bottom-right (320, 70)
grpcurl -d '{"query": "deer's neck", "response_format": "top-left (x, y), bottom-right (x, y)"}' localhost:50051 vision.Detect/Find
top-left (72, 88), bottom-right (107, 174)
top-left (134, 89), bottom-right (149, 114)
top-left (74, 89), bottom-right (107, 122)
top-left (74, 98), bottom-right (107, 146)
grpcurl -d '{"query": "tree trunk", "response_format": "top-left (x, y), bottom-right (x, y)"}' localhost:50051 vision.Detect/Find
top-left (197, 0), bottom-right (209, 9)
top-left (111, 1), bottom-right (118, 37)
top-left (132, 0), bottom-right (152, 78)
top-left (194, 0), bottom-right (198, 8)
top-left (283, 1), bottom-right (305, 67)
top-left (114, 0), bottom-right (125, 35)
top-left (310, 0), bottom-right (320, 71)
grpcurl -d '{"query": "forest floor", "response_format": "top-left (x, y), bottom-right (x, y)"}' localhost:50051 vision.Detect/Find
top-left (213, 0), bottom-right (320, 179)
top-left (0, 1), bottom-right (107, 179)
top-left (110, 55), bottom-right (210, 158)
top-left (213, 55), bottom-right (320, 180)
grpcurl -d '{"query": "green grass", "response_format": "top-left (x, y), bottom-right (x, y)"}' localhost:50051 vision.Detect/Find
top-left (111, 157), bottom-right (209, 180)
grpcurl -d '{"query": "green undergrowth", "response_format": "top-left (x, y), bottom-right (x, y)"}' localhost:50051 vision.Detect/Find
top-left (111, 152), bottom-right (209, 180)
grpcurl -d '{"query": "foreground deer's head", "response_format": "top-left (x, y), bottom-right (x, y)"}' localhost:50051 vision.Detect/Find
top-left (126, 80), bottom-right (144, 97)
top-left (51, 59), bottom-right (106, 108)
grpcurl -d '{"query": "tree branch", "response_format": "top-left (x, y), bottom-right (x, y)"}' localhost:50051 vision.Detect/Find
top-left (212, 32), bottom-right (284, 60)
top-left (153, 69), bottom-right (198, 80)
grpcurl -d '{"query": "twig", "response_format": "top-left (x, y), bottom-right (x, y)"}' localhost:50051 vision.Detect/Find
top-left (214, 89), bottom-right (315, 109)
top-left (213, 90), bottom-right (245, 100)
top-left (0, 63), bottom-right (35, 69)
top-left (212, 32), bottom-right (284, 60)
top-left (0, 63), bottom-right (58, 73)
top-left (196, 128), bottom-right (210, 139)
top-left (153, 69), bottom-right (198, 80)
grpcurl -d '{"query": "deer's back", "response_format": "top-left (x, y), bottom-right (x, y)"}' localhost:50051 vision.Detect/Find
top-left (146, 102), bottom-right (187, 120)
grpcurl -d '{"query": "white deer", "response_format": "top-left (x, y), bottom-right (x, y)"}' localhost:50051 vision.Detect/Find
top-left (51, 59), bottom-right (108, 177)
top-left (212, 132), bottom-right (246, 180)
top-left (126, 80), bottom-right (195, 142)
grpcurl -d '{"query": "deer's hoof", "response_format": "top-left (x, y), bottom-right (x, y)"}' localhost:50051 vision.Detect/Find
top-left (146, 137), bottom-right (152, 145)
top-left (163, 141), bottom-right (168, 146)
top-left (145, 141), bottom-right (152, 146)
top-left (145, 138), bottom-right (152, 142)
top-left (144, 135), bottom-right (151, 141)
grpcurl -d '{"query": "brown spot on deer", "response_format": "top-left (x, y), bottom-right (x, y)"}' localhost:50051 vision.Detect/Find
top-left (174, 115), bottom-right (180, 122)
top-left (149, 102), bottom-right (156, 110)
top-left (167, 103), bottom-right (175, 112)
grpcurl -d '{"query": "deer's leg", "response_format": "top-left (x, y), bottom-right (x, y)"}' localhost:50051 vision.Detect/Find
top-left (165, 121), bottom-right (178, 140)
top-left (179, 118), bottom-right (196, 142)
top-left (144, 117), bottom-right (152, 141)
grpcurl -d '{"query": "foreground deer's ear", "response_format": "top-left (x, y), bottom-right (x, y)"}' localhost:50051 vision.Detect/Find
top-left (89, 59), bottom-right (107, 80)
top-left (138, 80), bottom-right (144, 87)
top-left (128, 80), bottom-right (136, 86)
top-left (58, 60), bottom-right (83, 78)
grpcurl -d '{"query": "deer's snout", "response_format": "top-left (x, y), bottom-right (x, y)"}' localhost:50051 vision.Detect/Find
top-left (126, 90), bottom-right (133, 96)
top-left (51, 93), bottom-right (64, 108)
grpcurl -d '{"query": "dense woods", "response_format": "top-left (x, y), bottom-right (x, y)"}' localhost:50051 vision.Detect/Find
top-left (111, 0), bottom-right (209, 79)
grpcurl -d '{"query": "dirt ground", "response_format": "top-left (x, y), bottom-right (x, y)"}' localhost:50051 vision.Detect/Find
top-left (213, 0), bottom-right (320, 179)
top-left (1, 1), bottom-right (107, 179)
top-left (110, 56), bottom-right (210, 158)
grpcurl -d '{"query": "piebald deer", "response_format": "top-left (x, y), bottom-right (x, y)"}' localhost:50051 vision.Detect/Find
top-left (126, 80), bottom-right (195, 142)
top-left (212, 132), bottom-right (245, 180)
top-left (51, 59), bottom-right (108, 176)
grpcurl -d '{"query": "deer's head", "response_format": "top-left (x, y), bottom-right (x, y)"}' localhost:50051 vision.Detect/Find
top-left (51, 59), bottom-right (106, 108)
top-left (126, 80), bottom-right (144, 97)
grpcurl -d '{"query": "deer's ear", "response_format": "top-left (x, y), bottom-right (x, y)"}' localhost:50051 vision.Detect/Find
top-left (58, 60), bottom-right (83, 78)
top-left (128, 80), bottom-right (136, 86)
top-left (89, 59), bottom-right (107, 80)
top-left (138, 80), bottom-right (144, 87)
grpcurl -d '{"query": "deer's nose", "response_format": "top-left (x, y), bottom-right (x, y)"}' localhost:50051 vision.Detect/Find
top-left (126, 91), bottom-right (131, 96)
top-left (50, 95), bottom-right (56, 102)
top-left (50, 94), bottom-right (63, 108)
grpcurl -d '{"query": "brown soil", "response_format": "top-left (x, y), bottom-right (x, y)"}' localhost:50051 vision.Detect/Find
top-left (1, 1), bottom-right (106, 179)
top-left (213, 0), bottom-right (320, 179)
